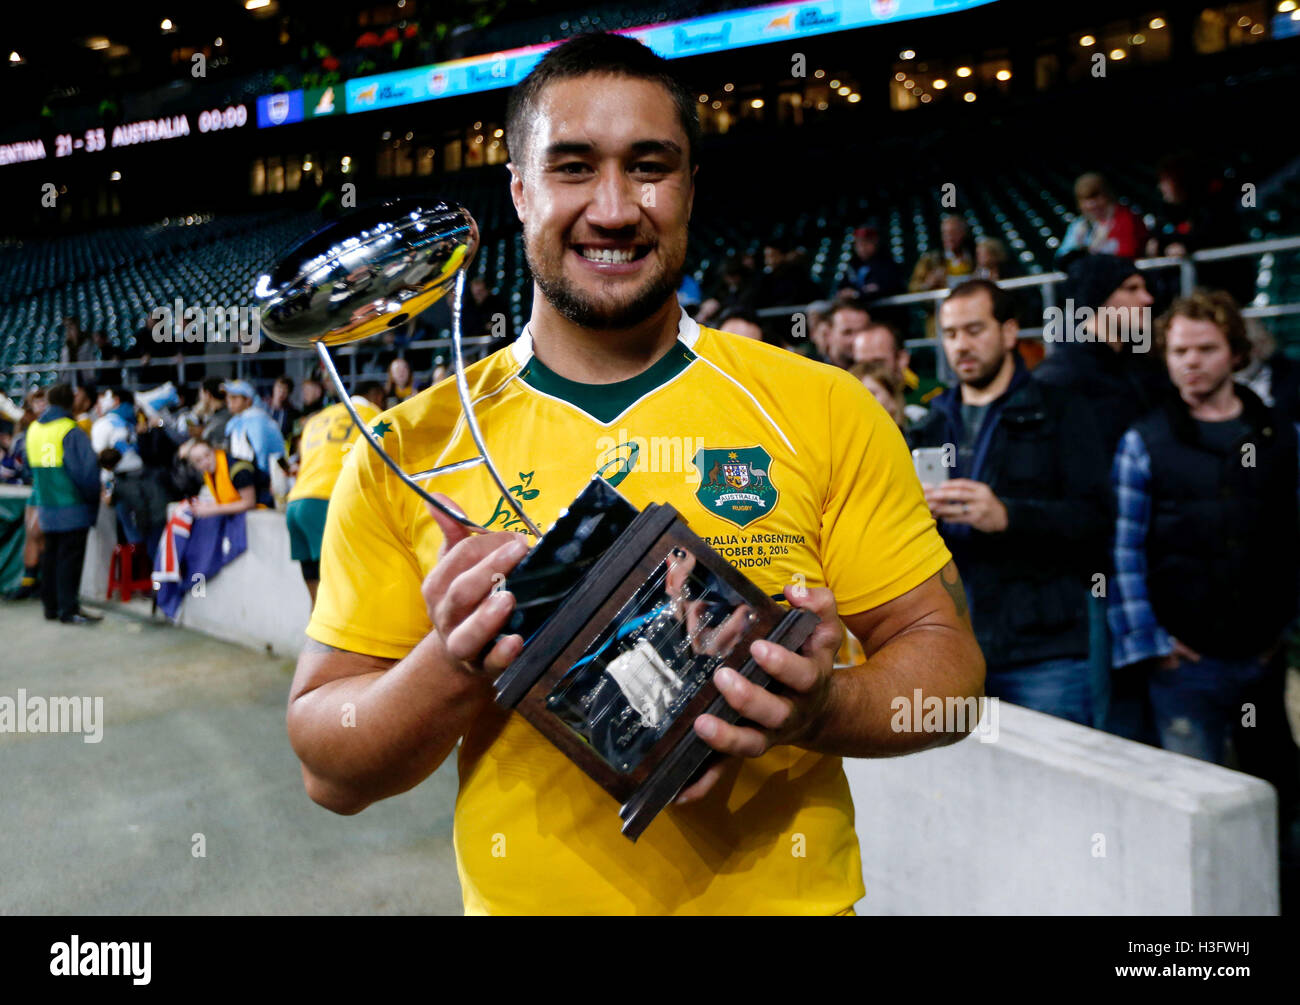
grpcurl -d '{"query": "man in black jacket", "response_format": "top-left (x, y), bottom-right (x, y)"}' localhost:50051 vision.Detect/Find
top-left (1110, 290), bottom-right (1299, 775)
top-left (1034, 254), bottom-right (1169, 458)
top-left (909, 279), bottom-right (1110, 725)
top-left (1034, 254), bottom-right (1170, 739)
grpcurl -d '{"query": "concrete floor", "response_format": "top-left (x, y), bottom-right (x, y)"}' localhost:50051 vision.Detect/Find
top-left (0, 598), bottom-right (465, 915)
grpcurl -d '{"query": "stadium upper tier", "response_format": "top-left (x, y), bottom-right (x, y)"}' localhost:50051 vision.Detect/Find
top-left (2, 153), bottom-right (1298, 386)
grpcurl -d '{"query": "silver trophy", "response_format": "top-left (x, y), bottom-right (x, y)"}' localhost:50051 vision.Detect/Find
top-left (256, 198), bottom-right (540, 536)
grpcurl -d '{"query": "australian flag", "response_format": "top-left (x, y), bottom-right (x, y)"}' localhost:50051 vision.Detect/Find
top-left (152, 502), bottom-right (248, 619)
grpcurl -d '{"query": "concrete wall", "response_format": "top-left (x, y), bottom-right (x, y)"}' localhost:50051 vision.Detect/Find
top-left (84, 507), bottom-right (311, 657)
top-left (846, 703), bottom-right (1278, 915)
top-left (80, 508), bottom-right (1278, 914)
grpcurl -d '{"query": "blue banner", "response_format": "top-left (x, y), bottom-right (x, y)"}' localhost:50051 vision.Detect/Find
top-left (265, 0), bottom-right (1002, 122)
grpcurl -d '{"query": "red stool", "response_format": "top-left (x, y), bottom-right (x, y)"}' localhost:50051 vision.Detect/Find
top-left (108, 544), bottom-right (155, 602)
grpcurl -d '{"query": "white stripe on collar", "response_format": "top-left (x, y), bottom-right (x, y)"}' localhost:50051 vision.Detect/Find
top-left (509, 304), bottom-right (701, 368)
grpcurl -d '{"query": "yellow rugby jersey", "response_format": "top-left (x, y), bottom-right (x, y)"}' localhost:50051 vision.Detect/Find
top-left (309, 309), bottom-right (950, 915)
top-left (287, 398), bottom-right (380, 502)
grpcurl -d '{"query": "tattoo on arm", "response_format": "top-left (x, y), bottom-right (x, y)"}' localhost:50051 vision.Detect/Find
top-left (939, 563), bottom-right (970, 624)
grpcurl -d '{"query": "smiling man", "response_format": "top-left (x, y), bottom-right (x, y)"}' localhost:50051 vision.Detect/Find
top-left (286, 32), bottom-right (984, 915)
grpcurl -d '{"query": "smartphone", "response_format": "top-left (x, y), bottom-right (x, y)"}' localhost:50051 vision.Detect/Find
top-left (912, 447), bottom-right (950, 488)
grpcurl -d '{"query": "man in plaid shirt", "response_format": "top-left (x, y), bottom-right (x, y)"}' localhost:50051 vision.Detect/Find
top-left (1109, 290), bottom-right (1299, 766)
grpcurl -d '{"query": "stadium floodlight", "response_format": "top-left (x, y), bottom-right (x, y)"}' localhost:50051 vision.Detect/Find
top-left (256, 199), bottom-right (540, 535)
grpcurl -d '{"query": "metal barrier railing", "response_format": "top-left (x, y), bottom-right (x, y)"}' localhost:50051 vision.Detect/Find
top-left (4, 335), bottom-right (498, 391)
top-left (754, 234), bottom-right (1300, 382)
top-left (5, 235), bottom-right (1300, 392)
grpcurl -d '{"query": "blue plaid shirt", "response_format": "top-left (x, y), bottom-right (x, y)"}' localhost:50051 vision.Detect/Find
top-left (1109, 422), bottom-right (1300, 667)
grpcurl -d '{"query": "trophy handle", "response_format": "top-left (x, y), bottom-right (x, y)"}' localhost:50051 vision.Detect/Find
top-left (314, 271), bottom-right (543, 539)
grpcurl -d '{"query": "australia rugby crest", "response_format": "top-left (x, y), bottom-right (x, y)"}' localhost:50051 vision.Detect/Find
top-left (692, 446), bottom-right (777, 528)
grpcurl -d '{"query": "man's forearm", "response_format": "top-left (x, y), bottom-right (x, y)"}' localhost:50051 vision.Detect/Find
top-left (804, 624), bottom-right (985, 759)
top-left (287, 633), bottom-right (491, 813)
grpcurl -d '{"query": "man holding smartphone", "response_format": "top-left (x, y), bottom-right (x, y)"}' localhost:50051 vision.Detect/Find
top-left (908, 279), bottom-right (1109, 725)
top-left (284, 33), bottom-right (984, 915)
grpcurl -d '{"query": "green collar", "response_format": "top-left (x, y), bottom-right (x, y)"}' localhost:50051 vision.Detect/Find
top-left (519, 342), bottom-right (697, 423)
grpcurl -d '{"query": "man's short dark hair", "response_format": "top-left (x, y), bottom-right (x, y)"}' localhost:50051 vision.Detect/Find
top-left (865, 320), bottom-right (905, 353)
top-left (107, 387), bottom-right (135, 406)
top-left (202, 376), bottom-right (226, 401)
top-left (47, 383), bottom-right (74, 410)
top-left (946, 279), bottom-right (1018, 325)
top-left (716, 309), bottom-right (764, 330)
top-left (505, 31), bottom-right (701, 172)
top-left (826, 300), bottom-right (871, 325)
top-left (357, 380), bottom-right (385, 399)
top-left (275, 375), bottom-right (294, 391)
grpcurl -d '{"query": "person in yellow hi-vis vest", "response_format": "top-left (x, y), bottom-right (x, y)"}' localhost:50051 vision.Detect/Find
top-left (285, 33), bottom-right (984, 916)
top-left (285, 382), bottom-right (385, 607)
top-left (25, 384), bottom-right (103, 625)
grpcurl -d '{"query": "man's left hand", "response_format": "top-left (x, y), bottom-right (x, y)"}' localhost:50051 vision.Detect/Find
top-left (925, 478), bottom-right (1008, 533)
top-left (675, 584), bottom-right (843, 805)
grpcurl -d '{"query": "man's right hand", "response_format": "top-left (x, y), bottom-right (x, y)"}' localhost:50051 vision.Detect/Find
top-left (423, 493), bottom-right (531, 678)
top-left (1157, 637), bottom-right (1202, 670)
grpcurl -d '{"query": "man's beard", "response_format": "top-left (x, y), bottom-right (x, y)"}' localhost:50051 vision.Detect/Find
top-left (958, 353), bottom-right (1008, 391)
top-left (524, 233), bottom-right (685, 331)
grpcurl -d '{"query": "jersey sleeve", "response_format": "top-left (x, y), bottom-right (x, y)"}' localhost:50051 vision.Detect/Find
top-left (819, 372), bottom-right (951, 615)
top-left (306, 432), bottom-right (432, 659)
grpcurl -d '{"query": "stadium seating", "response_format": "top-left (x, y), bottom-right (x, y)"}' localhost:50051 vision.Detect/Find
top-left (3, 147), bottom-right (1298, 393)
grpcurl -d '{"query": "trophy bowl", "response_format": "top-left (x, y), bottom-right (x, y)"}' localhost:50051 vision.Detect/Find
top-left (257, 199), bottom-right (479, 349)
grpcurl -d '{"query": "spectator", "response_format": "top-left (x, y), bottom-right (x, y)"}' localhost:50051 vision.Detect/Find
top-left (677, 273), bottom-right (703, 316)
top-left (71, 383), bottom-right (96, 437)
top-left (266, 376), bottom-right (301, 439)
top-left (299, 378), bottom-right (326, 416)
top-left (1109, 291), bottom-right (1299, 768)
top-left (716, 310), bottom-right (765, 341)
top-left (24, 383), bottom-right (103, 625)
top-left (3, 388), bottom-right (47, 600)
top-left (0, 419), bottom-right (20, 484)
top-left (285, 382), bottom-right (384, 607)
top-left (384, 358), bottom-right (418, 408)
top-left (1147, 152), bottom-right (1252, 303)
top-left (1239, 318), bottom-right (1300, 421)
top-left (198, 377), bottom-right (231, 447)
top-left (849, 361), bottom-right (906, 429)
top-left (59, 317), bottom-right (95, 371)
top-left (806, 299), bottom-right (834, 362)
top-left (90, 388), bottom-right (143, 478)
top-left (754, 236), bottom-right (822, 309)
top-left (1036, 255), bottom-right (1172, 739)
top-left (1055, 172), bottom-right (1147, 265)
top-left (851, 320), bottom-right (930, 425)
top-left (462, 275), bottom-right (512, 354)
top-left (125, 312), bottom-right (175, 387)
top-left (974, 237), bottom-right (1012, 281)
top-left (1035, 255), bottom-right (1169, 457)
top-left (840, 224), bottom-right (902, 301)
top-left (910, 215), bottom-right (976, 292)
top-left (824, 301), bottom-right (872, 369)
top-left (223, 380), bottom-right (287, 484)
top-left (185, 440), bottom-right (269, 514)
top-left (908, 280), bottom-right (1109, 725)
top-left (697, 258), bottom-right (758, 325)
